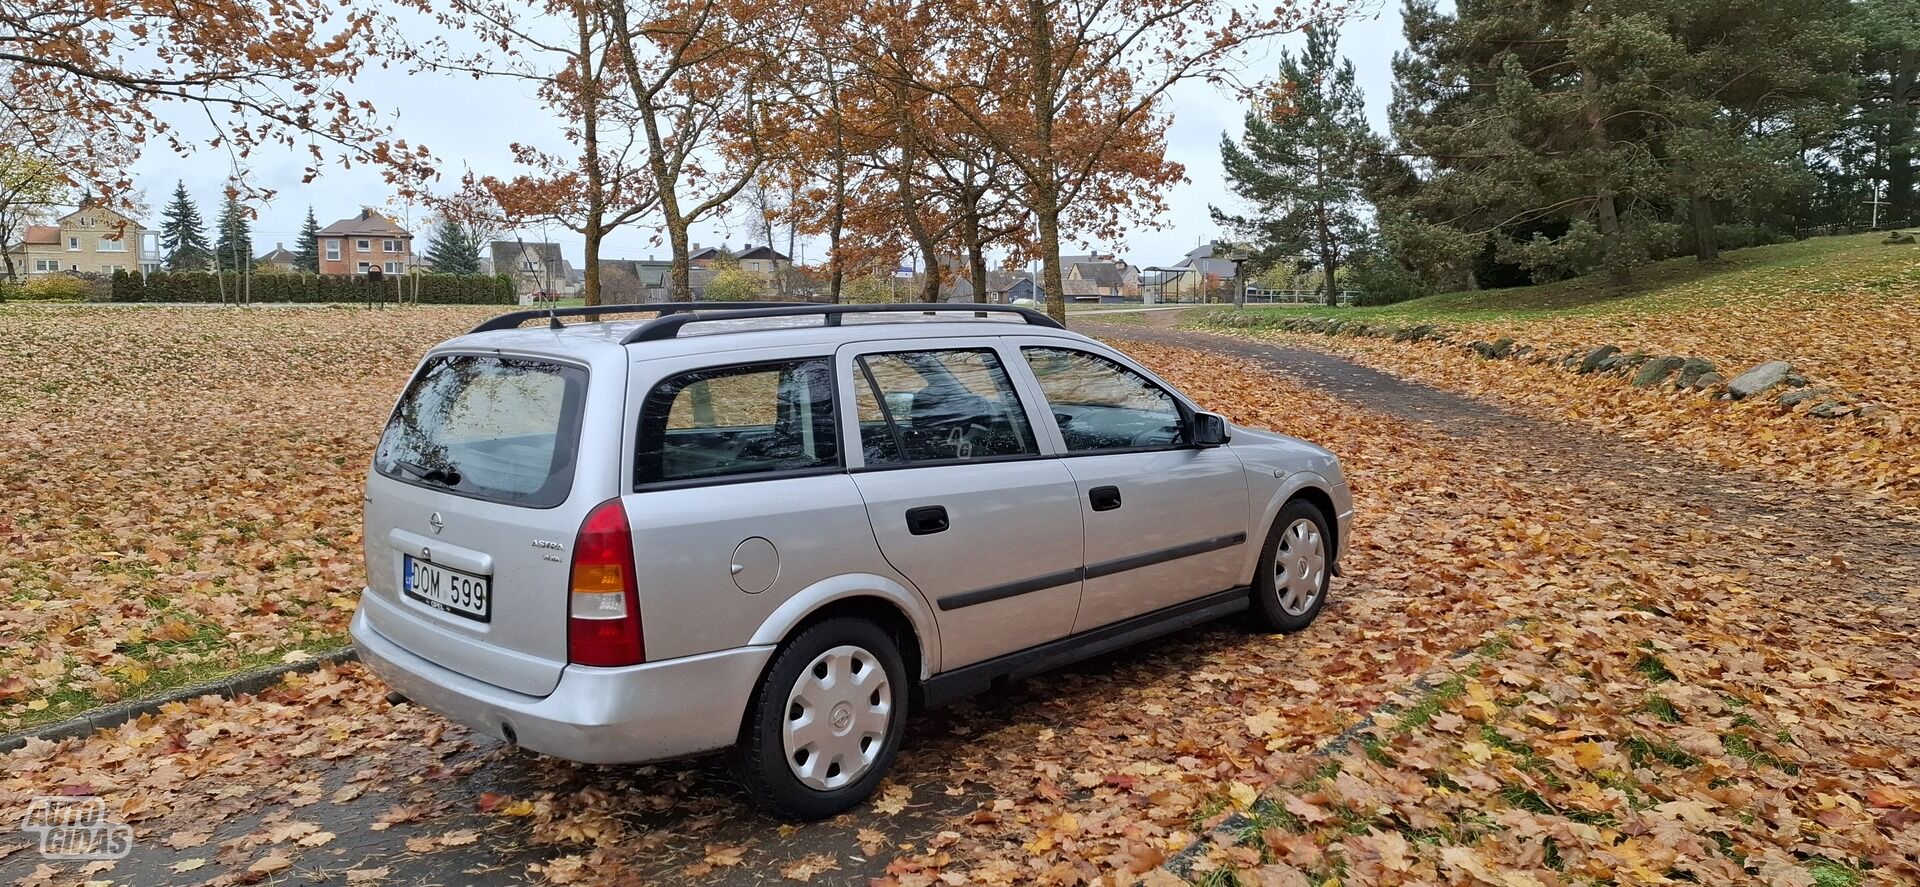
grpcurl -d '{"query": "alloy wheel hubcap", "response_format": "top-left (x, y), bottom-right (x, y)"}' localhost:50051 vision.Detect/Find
top-left (782, 645), bottom-right (891, 791)
top-left (1274, 518), bottom-right (1327, 616)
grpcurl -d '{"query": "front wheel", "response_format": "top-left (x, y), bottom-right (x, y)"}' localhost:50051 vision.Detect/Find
top-left (1248, 500), bottom-right (1333, 633)
top-left (733, 618), bottom-right (908, 820)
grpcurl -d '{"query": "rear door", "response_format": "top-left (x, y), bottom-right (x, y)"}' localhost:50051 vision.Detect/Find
top-left (838, 339), bottom-right (1085, 670)
top-left (360, 350), bottom-right (611, 697)
top-left (1012, 343), bottom-right (1250, 632)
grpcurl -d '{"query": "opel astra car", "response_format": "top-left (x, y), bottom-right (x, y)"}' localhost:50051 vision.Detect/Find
top-left (351, 302), bottom-right (1352, 819)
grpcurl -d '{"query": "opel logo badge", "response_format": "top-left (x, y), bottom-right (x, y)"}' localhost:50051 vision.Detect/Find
top-left (429, 511), bottom-right (444, 534)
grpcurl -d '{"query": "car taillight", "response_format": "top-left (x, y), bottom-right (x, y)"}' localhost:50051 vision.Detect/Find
top-left (567, 498), bottom-right (644, 667)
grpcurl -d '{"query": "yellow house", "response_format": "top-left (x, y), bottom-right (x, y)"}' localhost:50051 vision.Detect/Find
top-left (4, 204), bottom-right (151, 278)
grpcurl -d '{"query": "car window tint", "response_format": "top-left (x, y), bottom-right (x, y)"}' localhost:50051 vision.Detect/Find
top-left (375, 355), bottom-right (586, 508)
top-left (636, 360), bottom-right (838, 485)
top-left (1021, 347), bottom-right (1185, 452)
top-left (857, 350), bottom-right (1037, 465)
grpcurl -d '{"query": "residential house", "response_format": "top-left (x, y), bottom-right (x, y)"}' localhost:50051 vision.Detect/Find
top-left (4, 203), bottom-right (151, 278)
top-left (255, 243), bottom-right (301, 272)
top-left (488, 241), bottom-right (579, 302)
top-left (1067, 255), bottom-right (1136, 299)
top-left (317, 209), bottom-right (413, 276)
top-left (732, 244), bottom-right (791, 276)
top-left (599, 259), bottom-right (675, 304)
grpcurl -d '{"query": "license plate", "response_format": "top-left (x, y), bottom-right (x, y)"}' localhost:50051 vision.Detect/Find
top-left (403, 556), bottom-right (491, 622)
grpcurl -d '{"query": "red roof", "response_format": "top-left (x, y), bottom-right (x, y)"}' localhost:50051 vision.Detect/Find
top-left (22, 226), bottom-right (58, 245)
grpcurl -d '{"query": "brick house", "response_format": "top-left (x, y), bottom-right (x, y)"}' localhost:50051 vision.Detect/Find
top-left (317, 209), bottom-right (412, 275)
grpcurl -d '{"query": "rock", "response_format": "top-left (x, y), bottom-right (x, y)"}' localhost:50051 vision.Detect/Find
top-left (1809, 400), bottom-right (1853, 418)
top-left (1782, 373), bottom-right (1810, 388)
top-left (1394, 324), bottom-right (1437, 343)
top-left (1777, 387), bottom-right (1829, 407)
top-left (1674, 357), bottom-right (1717, 387)
top-left (1692, 372), bottom-right (1725, 389)
top-left (1489, 337), bottom-right (1516, 358)
top-left (1884, 232), bottom-right (1915, 245)
top-left (1577, 345), bottom-right (1621, 374)
top-left (1858, 404), bottom-right (1885, 418)
top-left (1632, 356), bottom-right (1687, 387)
top-left (1726, 360), bottom-right (1795, 399)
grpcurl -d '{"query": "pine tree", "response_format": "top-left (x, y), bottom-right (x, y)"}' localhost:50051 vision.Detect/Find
top-left (213, 193), bottom-right (253, 272)
top-left (159, 181), bottom-right (213, 271)
top-left (1215, 26), bottom-right (1379, 306)
top-left (294, 207), bottom-right (321, 273)
top-left (423, 218), bottom-right (481, 274)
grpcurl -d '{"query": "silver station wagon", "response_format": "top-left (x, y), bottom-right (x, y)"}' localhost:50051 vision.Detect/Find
top-left (351, 303), bottom-right (1352, 819)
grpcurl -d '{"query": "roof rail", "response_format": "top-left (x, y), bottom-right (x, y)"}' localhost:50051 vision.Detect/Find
top-left (619, 303), bottom-right (1064, 344)
top-left (468, 301), bottom-right (811, 334)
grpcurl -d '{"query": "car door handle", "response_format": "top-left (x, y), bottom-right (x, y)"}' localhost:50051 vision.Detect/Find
top-left (905, 505), bottom-right (950, 535)
top-left (1089, 485), bottom-right (1122, 512)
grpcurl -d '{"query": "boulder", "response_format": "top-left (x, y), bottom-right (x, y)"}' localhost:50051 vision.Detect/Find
top-left (1674, 357), bottom-right (1717, 388)
top-left (1632, 356), bottom-right (1687, 388)
top-left (1726, 360), bottom-right (1795, 400)
top-left (1810, 400), bottom-right (1853, 418)
top-left (1883, 232), bottom-right (1915, 245)
top-left (1777, 387), bottom-right (1829, 407)
top-left (1577, 345), bottom-right (1621, 374)
top-left (1692, 372), bottom-right (1725, 389)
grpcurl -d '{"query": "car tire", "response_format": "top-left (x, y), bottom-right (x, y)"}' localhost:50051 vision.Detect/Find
top-left (732, 617), bottom-right (909, 820)
top-left (1248, 499), bottom-right (1333, 633)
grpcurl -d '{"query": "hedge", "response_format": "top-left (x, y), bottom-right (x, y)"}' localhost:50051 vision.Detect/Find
top-left (111, 270), bottom-right (516, 305)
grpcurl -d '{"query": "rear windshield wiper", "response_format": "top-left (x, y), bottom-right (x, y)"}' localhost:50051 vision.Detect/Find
top-left (394, 459), bottom-right (463, 487)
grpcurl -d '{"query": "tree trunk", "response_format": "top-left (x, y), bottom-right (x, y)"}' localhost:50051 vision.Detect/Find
top-left (578, 3), bottom-right (603, 307)
top-left (917, 244), bottom-right (941, 303)
top-left (1890, 48), bottom-right (1917, 224)
top-left (1583, 64), bottom-right (1632, 288)
top-left (666, 218), bottom-right (692, 301)
top-left (1036, 203), bottom-right (1066, 323)
top-left (967, 241), bottom-right (988, 304)
top-left (1690, 193), bottom-right (1719, 262)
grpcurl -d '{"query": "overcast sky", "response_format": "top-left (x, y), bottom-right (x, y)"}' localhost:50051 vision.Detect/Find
top-left (130, 5), bottom-right (1409, 272)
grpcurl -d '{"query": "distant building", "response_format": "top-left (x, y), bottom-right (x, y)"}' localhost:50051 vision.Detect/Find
top-left (255, 242), bottom-right (301, 272)
top-left (488, 241), bottom-right (579, 302)
top-left (4, 202), bottom-right (152, 278)
top-left (317, 209), bottom-right (413, 276)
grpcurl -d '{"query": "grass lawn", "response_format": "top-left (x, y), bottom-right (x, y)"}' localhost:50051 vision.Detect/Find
top-left (1203, 233), bottom-right (1916, 326)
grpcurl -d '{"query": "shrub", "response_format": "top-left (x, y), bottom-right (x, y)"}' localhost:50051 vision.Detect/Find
top-left (1344, 253), bottom-right (1431, 307)
top-left (16, 274), bottom-right (93, 302)
top-left (121, 271), bottom-right (516, 304)
top-left (705, 269), bottom-right (765, 302)
top-left (840, 276), bottom-right (893, 304)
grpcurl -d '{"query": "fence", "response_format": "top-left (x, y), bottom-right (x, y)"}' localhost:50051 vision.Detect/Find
top-left (1241, 287), bottom-right (1362, 306)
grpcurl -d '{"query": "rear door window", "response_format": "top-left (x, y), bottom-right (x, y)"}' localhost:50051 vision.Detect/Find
top-left (635, 359), bottom-right (839, 486)
top-left (854, 349), bottom-right (1039, 465)
top-left (375, 355), bottom-right (588, 508)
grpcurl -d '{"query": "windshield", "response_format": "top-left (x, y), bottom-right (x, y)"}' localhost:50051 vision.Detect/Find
top-left (374, 354), bottom-right (588, 508)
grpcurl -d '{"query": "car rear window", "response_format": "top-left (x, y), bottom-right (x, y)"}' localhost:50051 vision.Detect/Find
top-left (375, 355), bottom-right (588, 508)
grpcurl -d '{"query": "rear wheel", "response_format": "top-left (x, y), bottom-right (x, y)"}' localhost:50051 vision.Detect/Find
top-left (733, 618), bottom-right (908, 820)
top-left (1249, 499), bottom-right (1332, 633)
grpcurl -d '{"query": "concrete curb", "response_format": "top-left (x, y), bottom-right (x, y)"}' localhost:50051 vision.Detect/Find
top-left (0, 647), bottom-right (358, 755)
top-left (1156, 627), bottom-right (1514, 880)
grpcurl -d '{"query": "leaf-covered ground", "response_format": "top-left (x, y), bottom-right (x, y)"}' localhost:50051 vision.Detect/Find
top-left (1196, 234), bottom-right (1920, 507)
top-left (0, 305), bottom-right (503, 727)
top-left (1, 308), bottom-right (1915, 886)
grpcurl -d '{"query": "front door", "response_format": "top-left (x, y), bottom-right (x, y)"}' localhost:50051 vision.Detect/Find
top-left (839, 342), bottom-right (1085, 669)
top-left (1015, 344), bottom-right (1250, 632)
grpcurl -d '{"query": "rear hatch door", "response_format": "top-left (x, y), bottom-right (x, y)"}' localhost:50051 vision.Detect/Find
top-left (361, 350), bottom-right (606, 697)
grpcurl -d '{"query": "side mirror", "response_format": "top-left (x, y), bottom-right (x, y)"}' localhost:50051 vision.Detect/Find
top-left (1191, 412), bottom-right (1231, 447)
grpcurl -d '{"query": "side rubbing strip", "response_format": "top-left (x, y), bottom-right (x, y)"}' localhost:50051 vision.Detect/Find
top-left (1083, 532), bottom-right (1245, 580)
top-left (937, 566), bottom-right (1084, 611)
top-left (936, 532), bottom-right (1247, 611)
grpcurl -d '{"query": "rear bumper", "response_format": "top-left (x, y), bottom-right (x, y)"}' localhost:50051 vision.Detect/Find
top-left (351, 602), bottom-right (775, 765)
